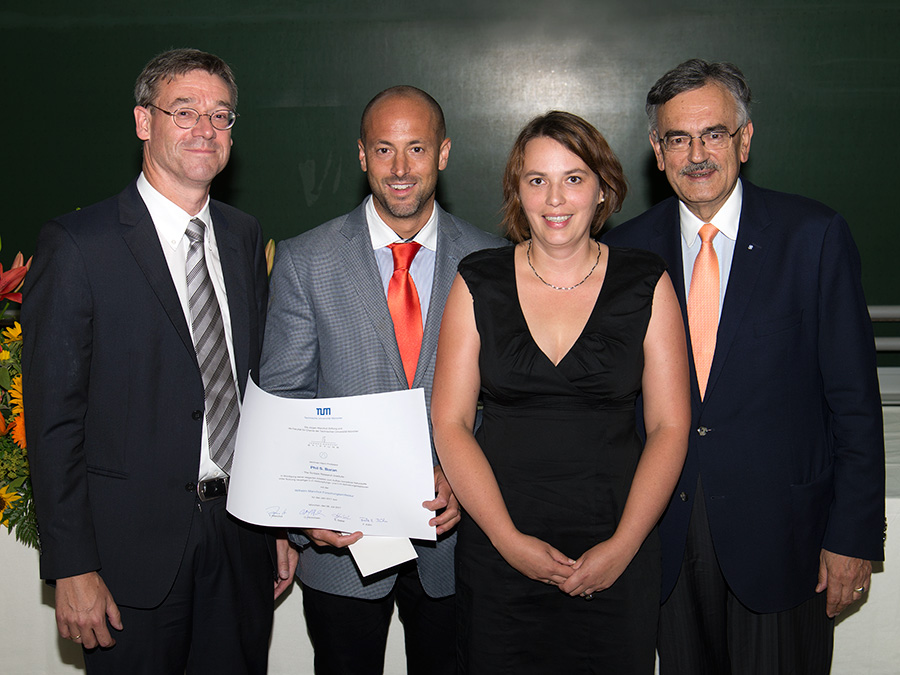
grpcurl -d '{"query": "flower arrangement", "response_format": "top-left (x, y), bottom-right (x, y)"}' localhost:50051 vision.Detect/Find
top-left (0, 241), bottom-right (37, 549)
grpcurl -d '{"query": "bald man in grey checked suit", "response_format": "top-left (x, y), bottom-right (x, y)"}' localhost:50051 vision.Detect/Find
top-left (260, 86), bottom-right (504, 674)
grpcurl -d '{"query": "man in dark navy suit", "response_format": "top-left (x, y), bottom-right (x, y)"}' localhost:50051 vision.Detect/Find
top-left (23, 48), bottom-right (297, 674)
top-left (604, 59), bottom-right (884, 675)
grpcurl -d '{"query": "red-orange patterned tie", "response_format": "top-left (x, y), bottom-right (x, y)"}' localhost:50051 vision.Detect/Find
top-left (688, 224), bottom-right (720, 400)
top-left (387, 242), bottom-right (423, 387)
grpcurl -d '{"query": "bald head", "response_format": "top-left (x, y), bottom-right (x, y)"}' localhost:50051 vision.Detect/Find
top-left (360, 85), bottom-right (446, 145)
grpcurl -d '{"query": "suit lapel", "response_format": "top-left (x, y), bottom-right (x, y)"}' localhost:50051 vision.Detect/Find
top-left (338, 205), bottom-right (408, 387)
top-left (211, 203), bottom-right (250, 395)
top-left (651, 199), bottom-right (688, 312)
top-left (649, 200), bottom-right (702, 407)
top-left (416, 205), bottom-right (462, 388)
top-left (117, 184), bottom-right (198, 368)
top-left (704, 181), bottom-right (772, 401)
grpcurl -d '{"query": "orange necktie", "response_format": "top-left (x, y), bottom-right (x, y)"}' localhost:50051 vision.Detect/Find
top-left (387, 242), bottom-right (423, 387)
top-left (688, 224), bottom-right (720, 400)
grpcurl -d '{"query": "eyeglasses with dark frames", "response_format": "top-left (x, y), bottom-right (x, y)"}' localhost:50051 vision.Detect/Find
top-left (659, 125), bottom-right (743, 153)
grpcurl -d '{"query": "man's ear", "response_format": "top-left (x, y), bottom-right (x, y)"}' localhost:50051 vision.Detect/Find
top-left (738, 121), bottom-right (754, 163)
top-left (651, 133), bottom-right (665, 172)
top-left (358, 139), bottom-right (367, 172)
top-left (135, 106), bottom-right (151, 141)
top-left (437, 137), bottom-right (451, 171)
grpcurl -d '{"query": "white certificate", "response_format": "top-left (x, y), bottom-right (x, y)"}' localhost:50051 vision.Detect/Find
top-left (226, 379), bottom-right (436, 541)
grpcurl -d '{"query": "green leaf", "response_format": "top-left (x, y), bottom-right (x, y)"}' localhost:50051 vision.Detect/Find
top-left (7, 493), bottom-right (39, 550)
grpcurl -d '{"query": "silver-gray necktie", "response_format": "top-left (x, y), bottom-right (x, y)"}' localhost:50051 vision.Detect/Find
top-left (186, 217), bottom-right (239, 473)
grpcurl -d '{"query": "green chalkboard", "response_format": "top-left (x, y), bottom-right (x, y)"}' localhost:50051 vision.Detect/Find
top-left (2, 0), bottom-right (898, 319)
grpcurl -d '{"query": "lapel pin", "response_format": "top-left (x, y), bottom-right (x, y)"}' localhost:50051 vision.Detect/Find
top-left (747, 244), bottom-right (755, 250)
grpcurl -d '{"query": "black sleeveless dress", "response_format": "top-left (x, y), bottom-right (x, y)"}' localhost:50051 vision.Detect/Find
top-left (455, 244), bottom-right (667, 674)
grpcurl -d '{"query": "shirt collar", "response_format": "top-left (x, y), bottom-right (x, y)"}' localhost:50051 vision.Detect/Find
top-left (679, 178), bottom-right (743, 247)
top-left (137, 172), bottom-right (212, 251)
top-left (365, 195), bottom-right (439, 251)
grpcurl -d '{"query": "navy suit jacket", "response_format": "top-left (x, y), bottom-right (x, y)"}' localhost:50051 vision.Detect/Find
top-left (22, 181), bottom-right (272, 608)
top-left (603, 180), bottom-right (884, 612)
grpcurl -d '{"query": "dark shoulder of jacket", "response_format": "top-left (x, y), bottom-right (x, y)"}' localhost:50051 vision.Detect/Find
top-left (51, 193), bottom-right (120, 233)
top-left (210, 197), bottom-right (259, 224)
top-left (750, 182), bottom-right (841, 224)
top-left (602, 196), bottom-right (677, 246)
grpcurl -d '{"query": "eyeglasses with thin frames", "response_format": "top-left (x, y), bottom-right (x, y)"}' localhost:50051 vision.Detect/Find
top-left (658, 125), bottom-right (743, 153)
top-left (147, 103), bottom-right (238, 131)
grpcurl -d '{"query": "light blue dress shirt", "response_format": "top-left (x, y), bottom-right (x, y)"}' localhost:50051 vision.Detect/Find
top-left (366, 194), bottom-right (438, 325)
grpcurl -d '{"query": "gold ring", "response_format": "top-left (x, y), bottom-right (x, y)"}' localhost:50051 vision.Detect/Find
top-left (854, 586), bottom-right (866, 593)
top-left (71, 634), bottom-right (81, 640)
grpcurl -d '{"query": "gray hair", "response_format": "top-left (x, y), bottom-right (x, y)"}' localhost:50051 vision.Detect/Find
top-left (134, 48), bottom-right (238, 109)
top-left (646, 59), bottom-right (751, 136)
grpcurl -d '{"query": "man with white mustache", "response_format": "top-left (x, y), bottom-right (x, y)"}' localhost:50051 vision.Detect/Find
top-left (604, 59), bottom-right (884, 675)
top-left (260, 85), bottom-right (503, 674)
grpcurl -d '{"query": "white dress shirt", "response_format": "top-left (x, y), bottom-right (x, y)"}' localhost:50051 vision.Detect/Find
top-left (680, 178), bottom-right (744, 318)
top-left (137, 173), bottom-right (239, 481)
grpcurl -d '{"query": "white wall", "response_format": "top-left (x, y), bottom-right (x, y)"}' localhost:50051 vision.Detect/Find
top-left (4, 406), bottom-right (897, 673)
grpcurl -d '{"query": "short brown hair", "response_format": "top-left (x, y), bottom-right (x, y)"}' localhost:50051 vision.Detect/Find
top-left (134, 48), bottom-right (238, 109)
top-left (501, 111), bottom-right (627, 243)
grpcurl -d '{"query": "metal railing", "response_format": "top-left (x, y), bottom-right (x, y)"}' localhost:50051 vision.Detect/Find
top-left (872, 306), bottom-right (900, 404)
top-left (871, 306), bottom-right (900, 353)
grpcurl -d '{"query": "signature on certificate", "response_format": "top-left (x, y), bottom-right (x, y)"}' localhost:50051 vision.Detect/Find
top-left (360, 516), bottom-right (390, 526)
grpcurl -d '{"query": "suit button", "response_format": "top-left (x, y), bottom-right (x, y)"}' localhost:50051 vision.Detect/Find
top-left (679, 492), bottom-right (688, 502)
top-left (185, 483), bottom-right (196, 492)
top-left (697, 426), bottom-right (711, 437)
top-left (192, 410), bottom-right (203, 420)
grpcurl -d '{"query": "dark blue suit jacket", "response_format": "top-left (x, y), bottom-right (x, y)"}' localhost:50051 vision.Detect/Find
top-left (603, 180), bottom-right (884, 613)
top-left (22, 181), bottom-right (272, 608)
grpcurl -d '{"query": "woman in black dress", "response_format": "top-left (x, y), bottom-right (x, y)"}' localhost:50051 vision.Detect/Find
top-left (432, 112), bottom-right (690, 673)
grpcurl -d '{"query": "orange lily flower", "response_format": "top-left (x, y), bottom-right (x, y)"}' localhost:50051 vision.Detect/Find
top-left (0, 252), bottom-right (32, 304)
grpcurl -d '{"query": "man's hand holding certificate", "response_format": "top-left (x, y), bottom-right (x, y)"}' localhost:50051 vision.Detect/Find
top-left (227, 379), bottom-right (437, 545)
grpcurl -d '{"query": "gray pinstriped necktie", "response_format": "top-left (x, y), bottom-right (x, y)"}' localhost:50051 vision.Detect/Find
top-left (186, 217), bottom-right (239, 473)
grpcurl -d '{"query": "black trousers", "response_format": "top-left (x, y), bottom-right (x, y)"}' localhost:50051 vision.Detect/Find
top-left (301, 561), bottom-right (456, 675)
top-left (82, 497), bottom-right (274, 675)
top-left (658, 479), bottom-right (834, 675)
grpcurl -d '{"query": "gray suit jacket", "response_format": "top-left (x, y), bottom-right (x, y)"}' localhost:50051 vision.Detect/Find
top-left (260, 200), bottom-right (505, 599)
